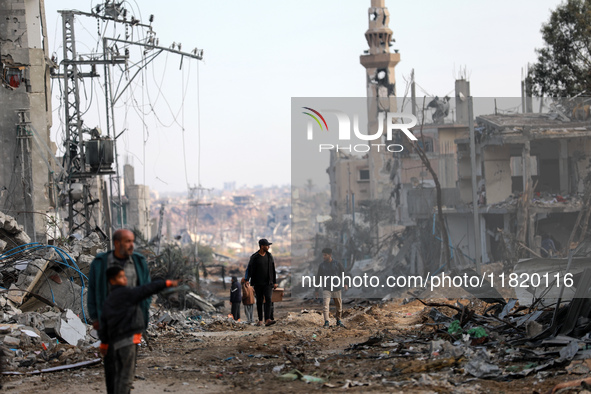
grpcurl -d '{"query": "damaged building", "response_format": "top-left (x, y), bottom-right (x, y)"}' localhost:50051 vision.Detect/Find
top-left (447, 112), bottom-right (591, 264)
top-left (328, 0), bottom-right (467, 231)
top-left (325, 0), bottom-right (591, 275)
top-left (0, 0), bottom-right (56, 241)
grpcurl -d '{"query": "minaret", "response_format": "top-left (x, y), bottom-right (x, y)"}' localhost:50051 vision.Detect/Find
top-left (359, 0), bottom-right (400, 201)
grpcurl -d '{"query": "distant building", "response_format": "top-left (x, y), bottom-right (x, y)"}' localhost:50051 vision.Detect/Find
top-left (223, 182), bottom-right (236, 191)
top-left (122, 164), bottom-right (151, 240)
top-left (233, 195), bottom-right (254, 206)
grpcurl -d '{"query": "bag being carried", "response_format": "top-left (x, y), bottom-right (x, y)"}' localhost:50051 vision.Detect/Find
top-left (241, 279), bottom-right (255, 305)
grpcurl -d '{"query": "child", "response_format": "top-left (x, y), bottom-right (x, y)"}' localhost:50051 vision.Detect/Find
top-left (99, 266), bottom-right (178, 394)
top-left (241, 277), bottom-right (255, 324)
top-left (230, 276), bottom-right (241, 321)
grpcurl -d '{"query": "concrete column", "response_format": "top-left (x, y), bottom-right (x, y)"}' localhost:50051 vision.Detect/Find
top-left (522, 141), bottom-right (531, 192)
top-left (559, 139), bottom-right (568, 193)
top-left (480, 215), bottom-right (488, 264)
top-left (528, 213), bottom-right (536, 251)
top-left (503, 214), bottom-right (511, 233)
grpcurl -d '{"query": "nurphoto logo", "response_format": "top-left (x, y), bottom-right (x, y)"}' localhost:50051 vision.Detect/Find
top-left (302, 107), bottom-right (418, 153)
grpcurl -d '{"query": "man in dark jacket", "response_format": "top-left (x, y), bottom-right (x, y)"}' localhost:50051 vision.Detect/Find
top-left (99, 266), bottom-right (178, 394)
top-left (246, 239), bottom-right (277, 326)
top-left (88, 229), bottom-right (151, 393)
top-left (317, 248), bottom-right (347, 328)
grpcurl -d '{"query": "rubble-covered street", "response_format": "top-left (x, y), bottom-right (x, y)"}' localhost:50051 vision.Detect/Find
top-left (3, 296), bottom-right (589, 393)
top-left (3, 224), bottom-right (591, 394)
top-left (4, 0), bottom-right (591, 392)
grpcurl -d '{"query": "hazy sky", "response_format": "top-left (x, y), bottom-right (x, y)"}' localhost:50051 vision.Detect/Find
top-left (44, 0), bottom-right (561, 193)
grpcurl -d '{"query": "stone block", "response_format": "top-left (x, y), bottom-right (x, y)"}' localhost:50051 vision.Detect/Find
top-left (4, 218), bottom-right (17, 232)
top-left (3, 336), bottom-right (20, 346)
top-left (42, 315), bottom-right (60, 337)
top-left (13, 231), bottom-right (31, 245)
top-left (6, 284), bottom-right (24, 305)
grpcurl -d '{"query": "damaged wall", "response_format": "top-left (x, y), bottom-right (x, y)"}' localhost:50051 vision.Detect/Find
top-left (447, 213), bottom-right (489, 264)
top-left (482, 145), bottom-right (511, 205)
top-left (0, 0), bottom-right (54, 241)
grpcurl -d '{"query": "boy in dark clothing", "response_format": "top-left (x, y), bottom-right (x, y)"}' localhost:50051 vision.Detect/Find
top-left (99, 266), bottom-right (178, 394)
top-left (230, 276), bottom-right (241, 321)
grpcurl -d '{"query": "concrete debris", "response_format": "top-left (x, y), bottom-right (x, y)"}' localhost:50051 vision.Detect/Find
top-left (0, 211), bottom-right (106, 316)
top-left (0, 213), bottom-right (30, 252)
top-left (185, 292), bottom-right (216, 312)
top-left (3, 336), bottom-right (20, 346)
top-left (56, 310), bottom-right (86, 346)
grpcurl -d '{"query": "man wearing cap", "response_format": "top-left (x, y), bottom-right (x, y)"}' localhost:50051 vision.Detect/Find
top-left (246, 239), bottom-right (277, 326)
top-left (317, 248), bottom-right (347, 328)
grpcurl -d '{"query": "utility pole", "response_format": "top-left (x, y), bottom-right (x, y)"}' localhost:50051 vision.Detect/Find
top-left (188, 185), bottom-right (212, 289)
top-left (53, 2), bottom-right (203, 238)
top-left (156, 202), bottom-right (165, 255)
top-left (468, 97), bottom-right (482, 273)
top-left (16, 109), bottom-right (35, 241)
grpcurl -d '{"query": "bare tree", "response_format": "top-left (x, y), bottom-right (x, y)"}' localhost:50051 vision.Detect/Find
top-left (410, 99), bottom-right (452, 267)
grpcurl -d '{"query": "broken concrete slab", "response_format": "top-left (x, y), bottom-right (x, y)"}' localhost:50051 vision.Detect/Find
top-left (186, 292), bottom-right (216, 312)
top-left (57, 309), bottom-right (87, 346)
top-left (6, 284), bottom-right (25, 305)
top-left (20, 268), bottom-right (86, 316)
top-left (3, 336), bottom-right (21, 346)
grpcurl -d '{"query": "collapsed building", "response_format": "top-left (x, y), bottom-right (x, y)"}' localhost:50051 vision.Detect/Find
top-left (325, 0), bottom-right (591, 280)
top-left (447, 112), bottom-right (591, 264)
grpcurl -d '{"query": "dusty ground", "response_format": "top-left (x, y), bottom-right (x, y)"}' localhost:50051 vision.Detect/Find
top-left (1, 282), bottom-right (587, 393)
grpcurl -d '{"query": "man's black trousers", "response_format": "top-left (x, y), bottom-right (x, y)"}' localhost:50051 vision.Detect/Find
top-left (253, 285), bottom-right (273, 322)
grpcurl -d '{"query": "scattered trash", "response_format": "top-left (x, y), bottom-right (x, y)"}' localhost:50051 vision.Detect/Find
top-left (277, 369), bottom-right (325, 384)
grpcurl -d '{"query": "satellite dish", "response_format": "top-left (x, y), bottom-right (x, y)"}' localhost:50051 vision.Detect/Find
top-left (458, 91), bottom-right (466, 102)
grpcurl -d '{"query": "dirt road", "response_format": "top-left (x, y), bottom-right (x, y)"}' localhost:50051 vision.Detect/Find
top-left (1, 286), bottom-right (580, 393)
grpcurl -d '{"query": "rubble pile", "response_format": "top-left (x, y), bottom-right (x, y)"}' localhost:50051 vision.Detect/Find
top-left (0, 211), bottom-right (230, 376)
top-left (149, 307), bottom-right (247, 336)
top-left (487, 191), bottom-right (583, 210)
top-left (0, 302), bottom-right (100, 373)
top-left (0, 212), bottom-right (108, 317)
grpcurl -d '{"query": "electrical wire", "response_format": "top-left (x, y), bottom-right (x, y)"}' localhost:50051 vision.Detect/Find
top-left (0, 243), bottom-right (89, 323)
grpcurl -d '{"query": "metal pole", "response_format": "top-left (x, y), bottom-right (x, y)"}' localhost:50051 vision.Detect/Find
top-left (468, 97), bottom-right (482, 273)
top-left (103, 38), bottom-right (123, 230)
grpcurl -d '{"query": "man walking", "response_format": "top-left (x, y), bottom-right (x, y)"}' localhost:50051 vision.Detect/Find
top-left (246, 239), bottom-right (277, 327)
top-left (317, 248), bottom-right (347, 328)
top-left (88, 229), bottom-right (151, 394)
